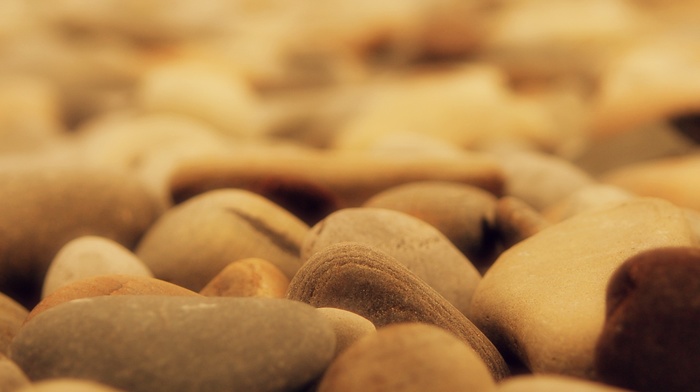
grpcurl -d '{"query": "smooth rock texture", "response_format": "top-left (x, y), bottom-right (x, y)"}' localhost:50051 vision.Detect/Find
top-left (136, 189), bottom-right (309, 291)
top-left (317, 322), bottom-right (497, 392)
top-left (27, 275), bottom-right (200, 323)
top-left (0, 292), bottom-right (28, 355)
top-left (0, 164), bottom-right (158, 308)
top-left (17, 379), bottom-right (126, 392)
top-left (542, 184), bottom-right (635, 224)
top-left (302, 208), bottom-right (481, 316)
top-left (199, 258), bottom-right (290, 298)
top-left (317, 307), bottom-right (376, 356)
top-left (11, 296), bottom-right (336, 392)
top-left (494, 196), bottom-right (549, 250)
top-left (595, 246), bottom-right (700, 392)
top-left (42, 236), bottom-right (153, 298)
top-left (497, 375), bottom-right (630, 392)
top-left (470, 198), bottom-right (696, 378)
top-left (362, 181), bottom-right (498, 262)
top-left (0, 354), bottom-right (30, 392)
top-left (288, 242), bottom-right (509, 380)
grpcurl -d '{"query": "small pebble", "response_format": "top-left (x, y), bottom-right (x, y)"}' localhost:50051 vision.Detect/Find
top-left (199, 258), bottom-right (290, 298)
top-left (497, 375), bottom-right (630, 392)
top-left (316, 307), bottom-right (376, 356)
top-left (0, 354), bottom-right (30, 392)
top-left (494, 196), bottom-right (549, 250)
top-left (0, 292), bottom-right (28, 356)
top-left (17, 378), bottom-right (125, 392)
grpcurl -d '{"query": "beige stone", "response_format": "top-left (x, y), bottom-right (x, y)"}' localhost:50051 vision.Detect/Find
top-left (0, 293), bottom-right (27, 356)
top-left (0, 354), bottom-right (29, 392)
top-left (542, 184), bottom-right (635, 223)
top-left (497, 375), bottom-right (630, 392)
top-left (317, 307), bottom-right (376, 356)
top-left (199, 258), bottom-right (290, 298)
top-left (18, 379), bottom-right (125, 392)
top-left (470, 198), bottom-right (697, 378)
top-left (495, 196), bottom-right (549, 250)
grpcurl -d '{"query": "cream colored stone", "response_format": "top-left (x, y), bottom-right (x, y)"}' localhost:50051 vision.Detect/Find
top-left (497, 375), bottom-right (630, 392)
top-left (470, 198), bottom-right (697, 378)
top-left (18, 379), bottom-right (125, 392)
top-left (317, 307), bottom-right (376, 356)
top-left (542, 184), bottom-right (635, 223)
top-left (42, 236), bottom-right (153, 298)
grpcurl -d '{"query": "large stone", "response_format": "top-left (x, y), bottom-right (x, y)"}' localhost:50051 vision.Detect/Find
top-left (10, 296), bottom-right (335, 392)
top-left (136, 189), bottom-right (309, 291)
top-left (470, 198), bottom-right (696, 378)
top-left (302, 208), bottom-right (481, 316)
top-left (287, 242), bottom-right (509, 380)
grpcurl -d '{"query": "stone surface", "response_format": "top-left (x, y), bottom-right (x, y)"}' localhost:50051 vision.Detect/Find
top-left (470, 198), bottom-right (696, 378)
top-left (287, 242), bottom-right (509, 380)
top-left (302, 208), bottom-right (481, 317)
top-left (136, 189), bottom-right (309, 291)
top-left (542, 184), bottom-right (635, 223)
top-left (11, 296), bottom-right (335, 392)
top-left (0, 354), bottom-right (30, 392)
top-left (0, 164), bottom-right (159, 308)
top-left (362, 181), bottom-right (498, 262)
top-left (317, 322), bottom-right (496, 392)
top-left (42, 236), bottom-right (153, 298)
top-left (494, 196), bottom-right (549, 250)
top-left (27, 275), bottom-right (200, 323)
top-left (199, 258), bottom-right (290, 298)
top-left (497, 375), bottom-right (630, 392)
top-left (17, 379), bottom-right (125, 392)
top-left (0, 292), bottom-right (28, 356)
top-left (595, 246), bottom-right (700, 392)
top-left (317, 307), bottom-right (376, 356)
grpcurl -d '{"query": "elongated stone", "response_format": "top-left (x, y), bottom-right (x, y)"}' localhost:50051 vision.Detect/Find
top-left (287, 242), bottom-right (509, 380)
top-left (10, 296), bottom-right (335, 392)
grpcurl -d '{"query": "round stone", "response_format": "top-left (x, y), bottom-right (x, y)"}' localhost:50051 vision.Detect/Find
top-left (199, 258), bottom-right (290, 298)
top-left (317, 307), bottom-right (376, 356)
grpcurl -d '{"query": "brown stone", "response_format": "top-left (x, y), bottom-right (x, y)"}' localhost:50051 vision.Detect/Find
top-left (0, 354), bottom-right (30, 392)
top-left (595, 246), bottom-right (700, 392)
top-left (494, 196), bottom-right (549, 250)
top-left (0, 292), bottom-right (28, 356)
top-left (199, 258), bottom-right (289, 298)
top-left (287, 242), bottom-right (509, 380)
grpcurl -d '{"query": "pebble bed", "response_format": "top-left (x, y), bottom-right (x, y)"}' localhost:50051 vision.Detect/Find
top-left (1, 1), bottom-right (700, 392)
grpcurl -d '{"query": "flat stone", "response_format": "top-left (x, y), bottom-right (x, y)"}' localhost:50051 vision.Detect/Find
top-left (136, 189), bottom-right (309, 291)
top-left (17, 379), bottom-right (125, 392)
top-left (362, 181), bottom-right (498, 263)
top-left (317, 307), bottom-right (376, 356)
top-left (302, 208), bottom-right (481, 317)
top-left (317, 322), bottom-right (496, 392)
top-left (287, 242), bottom-right (509, 380)
top-left (497, 375), bottom-right (629, 392)
top-left (27, 275), bottom-right (200, 323)
top-left (42, 236), bottom-right (153, 298)
top-left (11, 296), bottom-right (335, 392)
top-left (199, 258), bottom-right (290, 298)
top-left (0, 292), bottom-right (27, 356)
top-left (0, 354), bottom-right (30, 392)
top-left (470, 198), bottom-right (696, 378)
top-left (595, 246), bottom-right (700, 392)
top-left (0, 164), bottom-right (158, 308)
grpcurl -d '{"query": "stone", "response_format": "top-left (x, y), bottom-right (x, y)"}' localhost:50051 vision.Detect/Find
top-left (470, 198), bottom-right (696, 378)
top-left (541, 184), bottom-right (635, 223)
top-left (302, 208), bottom-right (481, 316)
top-left (0, 354), bottom-right (30, 392)
top-left (0, 164), bottom-right (158, 308)
top-left (287, 242), bottom-right (509, 380)
top-left (497, 375), bottom-right (630, 392)
top-left (199, 258), bottom-right (290, 298)
top-left (0, 292), bottom-right (27, 356)
top-left (317, 307), bottom-right (376, 356)
top-left (17, 378), bottom-right (125, 392)
top-left (594, 246), bottom-right (700, 392)
top-left (27, 275), bottom-right (200, 323)
top-left (494, 196), bottom-right (549, 250)
top-left (135, 189), bottom-right (309, 291)
top-left (42, 236), bottom-right (153, 298)
top-left (10, 296), bottom-right (335, 392)
top-left (317, 323), bottom-right (497, 392)
top-left (362, 181), bottom-right (498, 262)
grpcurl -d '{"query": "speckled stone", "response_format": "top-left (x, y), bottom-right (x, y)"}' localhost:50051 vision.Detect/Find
top-left (42, 236), bottom-right (153, 298)
top-left (17, 378), bottom-right (125, 392)
top-left (317, 323), bottom-right (497, 392)
top-left (0, 292), bottom-right (28, 356)
top-left (199, 258), bottom-right (290, 298)
top-left (288, 242), bottom-right (509, 380)
top-left (302, 208), bottom-right (481, 317)
top-left (497, 375), bottom-right (630, 392)
top-left (136, 189), bottom-right (309, 291)
top-left (0, 164), bottom-right (158, 308)
top-left (362, 181), bottom-right (498, 263)
top-left (0, 354), bottom-right (30, 392)
top-left (470, 198), bottom-right (696, 378)
top-left (27, 275), bottom-right (200, 323)
top-left (317, 307), bottom-right (376, 356)
top-left (595, 246), bottom-right (700, 392)
top-left (11, 296), bottom-right (335, 392)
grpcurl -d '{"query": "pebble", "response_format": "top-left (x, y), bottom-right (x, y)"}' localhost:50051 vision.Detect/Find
top-left (0, 292), bottom-right (27, 356)
top-left (287, 241), bottom-right (509, 380)
top-left (27, 275), bottom-right (201, 323)
top-left (317, 322), bottom-right (496, 392)
top-left (17, 379), bottom-right (125, 392)
top-left (470, 198), bottom-right (696, 378)
top-left (302, 208), bottom-right (482, 317)
top-left (199, 258), bottom-right (290, 298)
top-left (0, 354), bottom-right (30, 392)
top-left (10, 296), bottom-right (336, 392)
top-left (497, 375), bottom-right (630, 392)
top-left (0, 164), bottom-right (158, 308)
top-left (362, 181), bottom-right (498, 263)
top-left (316, 307), bottom-right (376, 357)
top-left (494, 196), bottom-right (549, 250)
top-left (135, 189), bottom-right (309, 291)
top-left (541, 184), bottom-right (635, 223)
top-left (42, 236), bottom-right (153, 298)
top-left (594, 246), bottom-right (700, 392)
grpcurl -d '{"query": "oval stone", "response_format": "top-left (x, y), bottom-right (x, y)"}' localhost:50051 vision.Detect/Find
top-left (317, 307), bottom-right (376, 356)
top-left (317, 323), bottom-right (496, 392)
top-left (288, 242), bottom-right (508, 380)
top-left (10, 296), bottom-right (335, 392)
top-left (199, 258), bottom-right (290, 298)
top-left (302, 208), bottom-right (481, 317)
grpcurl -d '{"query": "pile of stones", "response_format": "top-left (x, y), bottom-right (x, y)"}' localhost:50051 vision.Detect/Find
top-left (1, 1), bottom-right (700, 391)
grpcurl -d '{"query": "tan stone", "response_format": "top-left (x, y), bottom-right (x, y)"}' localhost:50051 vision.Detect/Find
top-left (497, 375), bottom-right (630, 392)
top-left (0, 293), bottom-right (27, 356)
top-left (542, 184), bottom-right (635, 223)
top-left (199, 258), bottom-right (289, 298)
top-left (17, 378), bottom-right (125, 392)
top-left (495, 196), bottom-right (549, 250)
top-left (0, 353), bottom-right (29, 392)
top-left (317, 307), bottom-right (376, 356)
top-left (470, 198), bottom-right (697, 378)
